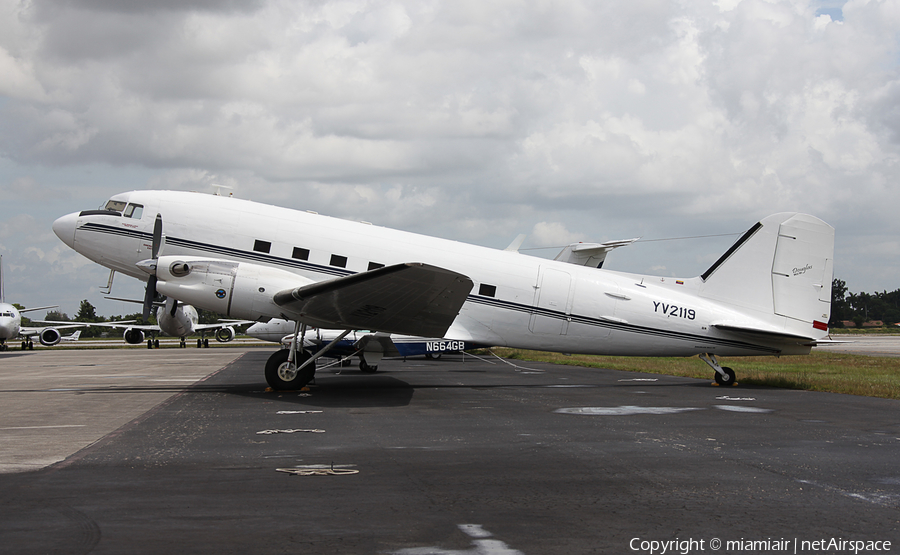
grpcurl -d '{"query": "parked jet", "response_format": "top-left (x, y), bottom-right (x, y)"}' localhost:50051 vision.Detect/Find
top-left (52, 191), bottom-right (834, 389)
top-left (102, 297), bottom-right (252, 348)
top-left (0, 256), bottom-right (86, 351)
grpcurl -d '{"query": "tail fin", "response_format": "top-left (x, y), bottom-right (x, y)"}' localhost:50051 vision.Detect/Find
top-left (698, 213), bottom-right (834, 339)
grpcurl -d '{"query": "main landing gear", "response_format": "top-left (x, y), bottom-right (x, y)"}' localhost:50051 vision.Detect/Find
top-left (699, 353), bottom-right (736, 386)
top-left (264, 323), bottom-right (352, 390)
top-left (265, 348), bottom-right (317, 390)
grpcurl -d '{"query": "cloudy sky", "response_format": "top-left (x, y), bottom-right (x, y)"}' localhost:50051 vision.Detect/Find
top-left (1, 0), bottom-right (898, 318)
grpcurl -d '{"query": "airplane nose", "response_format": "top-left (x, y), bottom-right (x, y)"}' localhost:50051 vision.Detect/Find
top-left (52, 212), bottom-right (78, 249)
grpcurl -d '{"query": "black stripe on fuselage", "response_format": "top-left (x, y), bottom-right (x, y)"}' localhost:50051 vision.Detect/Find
top-left (78, 222), bottom-right (779, 354)
top-left (464, 295), bottom-right (780, 354)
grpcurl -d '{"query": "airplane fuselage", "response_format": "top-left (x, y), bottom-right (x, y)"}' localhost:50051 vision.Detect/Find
top-left (0, 304), bottom-right (22, 343)
top-left (54, 191), bottom-right (829, 359)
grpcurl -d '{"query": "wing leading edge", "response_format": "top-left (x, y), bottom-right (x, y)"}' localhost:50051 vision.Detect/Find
top-left (273, 263), bottom-right (474, 337)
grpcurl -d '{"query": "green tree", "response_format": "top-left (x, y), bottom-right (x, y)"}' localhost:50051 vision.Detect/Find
top-left (44, 310), bottom-right (70, 322)
top-left (829, 278), bottom-right (849, 327)
top-left (75, 299), bottom-right (103, 337)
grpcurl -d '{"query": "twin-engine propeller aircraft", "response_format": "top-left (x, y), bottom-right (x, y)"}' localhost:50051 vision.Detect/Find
top-left (103, 297), bottom-right (252, 348)
top-left (0, 256), bottom-right (86, 351)
top-left (52, 191), bottom-right (834, 390)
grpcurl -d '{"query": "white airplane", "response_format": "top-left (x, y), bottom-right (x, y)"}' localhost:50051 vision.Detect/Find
top-left (102, 297), bottom-right (252, 348)
top-left (0, 255), bottom-right (87, 351)
top-left (61, 330), bottom-right (82, 342)
top-left (246, 318), bottom-right (473, 371)
top-left (52, 191), bottom-right (834, 390)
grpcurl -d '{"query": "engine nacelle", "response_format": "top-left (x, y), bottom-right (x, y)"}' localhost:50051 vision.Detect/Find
top-left (215, 326), bottom-right (236, 343)
top-left (39, 328), bottom-right (62, 346)
top-left (154, 256), bottom-right (314, 322)
top-left (123, 328), bottom-right (145, 345)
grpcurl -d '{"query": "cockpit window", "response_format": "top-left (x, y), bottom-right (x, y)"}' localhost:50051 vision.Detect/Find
top-left (124, 203), bottom-right (143, 219)
top-left (102, 200), bottom-right (127, 214)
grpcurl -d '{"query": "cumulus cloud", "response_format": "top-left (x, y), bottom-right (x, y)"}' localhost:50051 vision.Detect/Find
top-left (1, 0), bottom-right (899, 313)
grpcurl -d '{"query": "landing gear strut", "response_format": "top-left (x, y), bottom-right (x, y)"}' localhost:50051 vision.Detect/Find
top-left (263, 323), bottom-right (353, 390)
top-left (699, 353), bottom-right (736, 386)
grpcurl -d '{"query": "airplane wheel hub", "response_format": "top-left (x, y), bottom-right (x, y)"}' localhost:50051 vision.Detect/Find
top-left (277, 363), bottom-right (298, 382)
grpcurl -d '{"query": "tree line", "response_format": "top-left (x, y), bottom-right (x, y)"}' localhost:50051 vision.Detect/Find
top-left (830, 279), bottom-right (900, 328)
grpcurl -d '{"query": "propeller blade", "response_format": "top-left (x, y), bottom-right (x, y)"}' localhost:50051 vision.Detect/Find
top-left (143, 276), bottom-right (157, 322)
top-left (151, 213), bottom-right (163, 259)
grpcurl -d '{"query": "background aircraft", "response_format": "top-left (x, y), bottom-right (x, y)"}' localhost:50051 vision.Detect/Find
top-left (53, 191), bottom-right (834, 390)
top-left (101, 297), bottom-right (252, 348)
top-left (247, 318), bottom-right (474, 371)
top-left (0, 255), bottom-right (86, 351)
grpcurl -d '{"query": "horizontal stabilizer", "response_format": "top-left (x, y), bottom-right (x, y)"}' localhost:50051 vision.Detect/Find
top-left (712, 322), bottom-right (817, 342)
top-left (273, 263), bottom-right (473, 337)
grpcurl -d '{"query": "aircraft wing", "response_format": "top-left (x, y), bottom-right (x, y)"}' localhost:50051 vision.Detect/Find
top-left (19, 323), bottom-right (88, 336)
top-left (193, 320), bottom-right (254, 331)
top-left (89, 322), bottom-right (160, 331)
top-left (19, 305), bottom-right (59, 314)
top-left (273, 263), bottom-right (473, 337)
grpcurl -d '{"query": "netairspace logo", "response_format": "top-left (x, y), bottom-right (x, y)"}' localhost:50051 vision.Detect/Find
top-left (629, 537), bottom-right (892, 554)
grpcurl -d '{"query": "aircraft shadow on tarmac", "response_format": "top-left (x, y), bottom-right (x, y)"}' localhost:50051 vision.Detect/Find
top-left (224, 374), bottom-right (417, 408)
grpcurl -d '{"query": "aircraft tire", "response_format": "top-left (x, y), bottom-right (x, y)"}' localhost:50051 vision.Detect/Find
top-left (265, 349), bottom-right (316, 390)
top-left (714, 367), bottom-right (736, 386)
top-left (359, 361), bottom-right (378, 373)
top-left (21, 342), bottom-right (27, 350)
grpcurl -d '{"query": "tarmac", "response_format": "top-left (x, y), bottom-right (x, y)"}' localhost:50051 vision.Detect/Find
top-left (0, 344), bottom-right (898, 554)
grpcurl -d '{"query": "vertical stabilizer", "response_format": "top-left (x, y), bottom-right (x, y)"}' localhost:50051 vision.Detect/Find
top-left (698, 213), bottom-right (834, 337)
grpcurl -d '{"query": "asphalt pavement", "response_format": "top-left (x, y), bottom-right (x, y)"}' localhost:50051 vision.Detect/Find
top-left (0, 346), bottom-right (897, 554)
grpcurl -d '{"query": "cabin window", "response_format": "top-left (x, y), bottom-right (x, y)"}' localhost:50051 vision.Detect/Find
top-left (368, 262), bottom-right (385, 271)
top-left (292, 247), bottom-right (310, 261)
top-left (123, 203), bottom-right (143, 219)
top-left (254, 240), bottom-right (271, 254)
top-left (479, 284), bottom-right (497, 297)
top-left (330, 254), bottom-right (347, 268)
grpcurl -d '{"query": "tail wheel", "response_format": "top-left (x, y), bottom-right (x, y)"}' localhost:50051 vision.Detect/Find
top-left (265, 349), bottom-right (316, 390)
top-left (714, 367), bottom-right (736, 386)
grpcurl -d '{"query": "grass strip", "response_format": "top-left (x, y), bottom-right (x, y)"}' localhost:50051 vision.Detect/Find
top-left (485, 348), bottom-right (900, 400)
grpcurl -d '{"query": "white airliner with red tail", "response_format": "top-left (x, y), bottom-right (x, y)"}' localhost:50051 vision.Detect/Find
top-left (52, 191), bottom-right (834, 389)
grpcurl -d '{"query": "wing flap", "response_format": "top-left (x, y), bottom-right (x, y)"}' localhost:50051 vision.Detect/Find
top-left (273, 263), bottom-right (473, 337)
